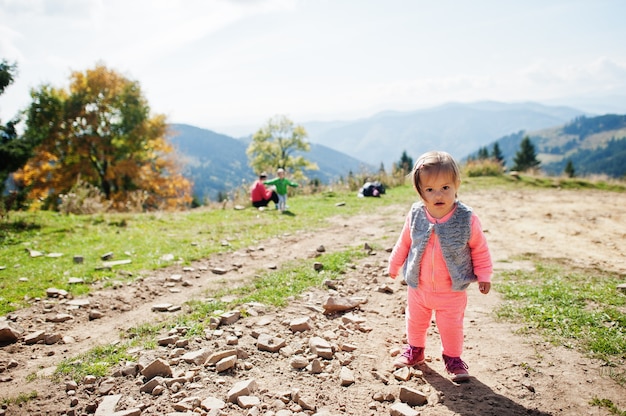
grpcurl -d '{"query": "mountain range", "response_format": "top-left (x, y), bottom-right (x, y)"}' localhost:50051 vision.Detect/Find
top-left (167, 101), bottom-right (625, 202)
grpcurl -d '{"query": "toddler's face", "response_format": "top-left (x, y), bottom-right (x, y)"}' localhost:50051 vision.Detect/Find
top-left (418, 170), bottom-right (459, 219)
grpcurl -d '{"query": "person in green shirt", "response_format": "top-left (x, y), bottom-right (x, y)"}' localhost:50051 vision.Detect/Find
top-left (264, 168), bottom-right (298, 212)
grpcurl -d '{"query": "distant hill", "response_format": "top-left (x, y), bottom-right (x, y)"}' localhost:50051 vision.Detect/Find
top-left (474, 114), bottom-right (626, 178)
top-left (303, 101), bottom-right (586, 168)
top-left (167, 124), bottom-right (372, 202)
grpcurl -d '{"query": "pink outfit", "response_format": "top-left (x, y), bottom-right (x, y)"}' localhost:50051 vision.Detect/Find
top-left (388, 203), bottom-right (492, 357)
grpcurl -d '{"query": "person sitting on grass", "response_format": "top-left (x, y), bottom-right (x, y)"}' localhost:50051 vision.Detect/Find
top-left (264, 168), bottom-right (298, 212)
top-left (250, 172), bottom-right (279, 210)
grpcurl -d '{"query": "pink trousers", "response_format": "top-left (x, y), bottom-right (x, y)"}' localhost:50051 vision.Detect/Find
top-left (405, 287), bottom-right (467, 358)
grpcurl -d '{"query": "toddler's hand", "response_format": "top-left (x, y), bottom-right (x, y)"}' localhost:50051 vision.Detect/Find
top-left (478, 282), bottom-right (491, 294)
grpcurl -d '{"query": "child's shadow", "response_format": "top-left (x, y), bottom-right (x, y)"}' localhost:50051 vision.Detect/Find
top-left (419, 364), bottom-right (552, 416)
top-left (281, 210), bottom-right (296, 217)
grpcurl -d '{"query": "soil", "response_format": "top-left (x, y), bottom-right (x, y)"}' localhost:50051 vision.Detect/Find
top-left (0, 187), bottom-right (625, 416)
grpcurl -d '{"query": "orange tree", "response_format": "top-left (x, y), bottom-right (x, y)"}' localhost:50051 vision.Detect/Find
top-left (14, 64), bottom-right (192, 211)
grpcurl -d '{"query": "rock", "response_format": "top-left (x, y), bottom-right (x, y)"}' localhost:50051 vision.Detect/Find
top-left (0, 322), bottom-right (24, 345)
top-left (94, 394), bottom-right (122, 415)
top-left (339, 366), bottom-right (355, 386)
top-left (290, 317), bottom-right (313, 332)
top-left (139, 377), bottom-right (163, 394)
top-left (322, 296), bottom-right (363, 313)
top-left (151, 303), bottom-right (173, 312)
top-left (227, 379), bottom-right (257, 403)
top-left (26, 249), bottom-right (43, 257)
top-left (290, 355), bottom-right (309, 369)
top-left (206, 349), bottom-right (238, 365)
top-left (181, 348), bottom-right (210, 365)
top-left (201, 396), bottom-right (226, 411)
top-left (237, 395), bottom-right (261, 409)
top-left (212, 267), bottom-right (228, 275)
top-left (390, 402), bottom-right (420, 416)
top-left (309, 337), bottom-right (334, 359)
top-left (45, 313), bottom-right (73, 323)
top-left (66, 299), bottom-right (90, 308)
top-left (88, 310), bottom-right (104, 320)
top-left (220, 310), bottom-right (240, 325)
top-left (394, 366), bottom-right (411, 381)
top-left (257, 333), bottom-right (286, 352)
top-left (399, 386), bottom-right (428, 406)
top-left (215, 355), bottom-right (237, 372)
top-left (141, 358), bottom-right (172, 380)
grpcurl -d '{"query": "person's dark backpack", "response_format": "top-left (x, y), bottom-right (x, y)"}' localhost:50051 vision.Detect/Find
top-left (360, 181), bottom-right (385, 197)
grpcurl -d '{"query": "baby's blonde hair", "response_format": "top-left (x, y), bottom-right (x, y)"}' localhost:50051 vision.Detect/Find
top-left (411, 151), bottom-right (461, 198)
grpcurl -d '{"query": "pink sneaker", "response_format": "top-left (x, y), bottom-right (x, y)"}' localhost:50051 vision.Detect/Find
top-left (443, 354), bottom-right (470, 382)
top-left (394, 345), bottom-right (425, 368)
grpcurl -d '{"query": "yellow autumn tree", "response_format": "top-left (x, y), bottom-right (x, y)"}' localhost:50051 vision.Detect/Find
top-left (14, 64), bottom-right (192, 211)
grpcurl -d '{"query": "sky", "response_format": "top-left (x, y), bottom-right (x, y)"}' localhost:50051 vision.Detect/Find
top-left (1, 0), bottom-right (626, 137)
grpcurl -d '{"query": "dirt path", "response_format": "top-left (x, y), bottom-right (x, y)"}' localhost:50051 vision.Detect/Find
top-left (0, 188), bottom-right (625, 415)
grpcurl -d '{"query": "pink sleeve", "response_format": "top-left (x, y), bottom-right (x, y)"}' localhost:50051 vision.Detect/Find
top-left (388, 214), bottom-right (412, 278)
top-left (469, 214), bottom-right (493, 282)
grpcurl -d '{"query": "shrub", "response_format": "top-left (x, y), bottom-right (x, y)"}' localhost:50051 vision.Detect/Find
top-left (464, 159), bottom-right (505, 177)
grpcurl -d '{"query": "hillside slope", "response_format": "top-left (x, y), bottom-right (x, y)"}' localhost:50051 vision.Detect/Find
top-left (482, 114), bottom-right (626, 177)
top-left (303, 101), bottom-right (585, 168)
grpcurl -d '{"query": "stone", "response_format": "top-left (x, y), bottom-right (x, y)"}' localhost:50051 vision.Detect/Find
top-left (139, 377), bottom-right (163, 394)
top-left (181, 348), bottom-right (210, 365)
top-left (215, 355), bottom-right (237, 372)
top-left (290, 317), bottom-right (313, 332)
top-left (206, 349), bottom-right (238, 365)
top-left (23, 330), bottom-right (45, 345)
top-left (237, 395), bottom-right (260, 409)
top-left (290, 355), bottom-right (309, 369)
top-left (399, 386), bottom-right (428, 406)
top-left (322, 296), bottom-right (362, 313)
top-left (94, 394), bottom-right (121, 416)
top-left (390, 402), bottom-right (420, 416)
top-left (227, 379), bottom-right (257, 403)
top-left (256, 333), bottom-right (286, 353)
top-left (0, 321), bottom-right (24, 345)
top-left (151, 303), bottom-right (173, 312)
top-left (201, 396), bottom-right (226, 411)
top-left (220, 310), bottom-right (240, 325)
top-left (309, 337), bottom-right (334, 359)
top-left (339, 366), bottom-right (355, 386)
top-left (141, 358), bottom-right (172, 380)
top-left (88, 310), bottom-right (104, 320)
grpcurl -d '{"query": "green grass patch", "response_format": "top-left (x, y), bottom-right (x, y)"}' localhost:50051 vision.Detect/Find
top-left (180, 248), bottom-right (366, 327)
top-left (56, 344), bottom-right (135, 382)
top-left (590, 398), bottom-right (626, 416)
top-left (1, 390), bottom-right (38, 406)
top-left (496, 261), bottom-right (626, 380)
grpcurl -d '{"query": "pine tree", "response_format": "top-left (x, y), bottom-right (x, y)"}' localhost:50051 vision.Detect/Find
top-left (512, 136), bottom-right (541, 172)
top-left (564, 160), bottom-right (575, 178)
top-left (492, 143), bottom-right (505, 167)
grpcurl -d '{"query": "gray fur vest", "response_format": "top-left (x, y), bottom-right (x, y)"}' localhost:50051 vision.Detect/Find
top-left (402, 201), bottom-right (477, 291)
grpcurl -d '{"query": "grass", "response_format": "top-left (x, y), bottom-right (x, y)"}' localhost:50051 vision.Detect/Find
top-left (0, 185), bottom-right (409, 315)
top-left (496, 258), bottom-right (626, 384)
top-left (590, 398), bottom-right (626, 416)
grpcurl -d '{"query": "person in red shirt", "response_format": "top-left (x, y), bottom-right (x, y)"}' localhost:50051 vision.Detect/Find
top-left (250, 172), bottom-right (279, 209)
